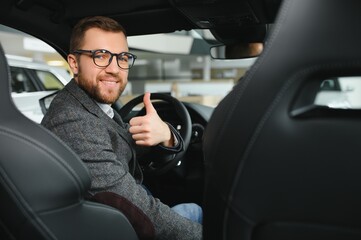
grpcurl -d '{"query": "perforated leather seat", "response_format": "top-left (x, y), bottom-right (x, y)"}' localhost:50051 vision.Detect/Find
top-left (203, 0), bottom-right (361, 239)
top-left (0, 43), bottom-right (138, 239)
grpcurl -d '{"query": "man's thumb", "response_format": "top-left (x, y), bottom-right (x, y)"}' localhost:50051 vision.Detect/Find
top-left (143, 92), bottom-right (156, 114)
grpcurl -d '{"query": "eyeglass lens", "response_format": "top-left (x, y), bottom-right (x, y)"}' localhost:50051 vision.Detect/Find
top-left (93, 50), bottom-right (135, 69)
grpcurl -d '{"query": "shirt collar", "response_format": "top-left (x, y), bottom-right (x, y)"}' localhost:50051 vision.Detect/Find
top-left (95, 101), bottom-right (114, 119)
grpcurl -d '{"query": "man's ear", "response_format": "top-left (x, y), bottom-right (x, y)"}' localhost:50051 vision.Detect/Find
top-left (67, 54), bottom-right (78, 76)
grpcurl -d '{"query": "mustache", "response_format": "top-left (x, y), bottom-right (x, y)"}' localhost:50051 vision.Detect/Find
top-left (99, 72), bottom-right (121, 80)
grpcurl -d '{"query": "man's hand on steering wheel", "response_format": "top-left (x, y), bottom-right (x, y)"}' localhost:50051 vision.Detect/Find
top-left (116, 92), bottom-right (192, 175)
top-left (129, 92), bottom-right (173, 147)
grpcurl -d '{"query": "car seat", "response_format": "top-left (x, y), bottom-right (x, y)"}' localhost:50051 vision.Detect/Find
top-left (0, 42), bottom-right (138, 239)
top-left (203, 0), bottom-right (361, 239)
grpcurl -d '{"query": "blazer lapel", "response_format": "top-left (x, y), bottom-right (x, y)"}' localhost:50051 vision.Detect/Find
top-left (65, 79), bottom-right (134, 148)
top-left (64, 79), bottom-right (140, 178)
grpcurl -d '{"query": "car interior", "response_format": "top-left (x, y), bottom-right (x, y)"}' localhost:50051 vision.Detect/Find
top-left (2, 0), bottom-right (361, 239)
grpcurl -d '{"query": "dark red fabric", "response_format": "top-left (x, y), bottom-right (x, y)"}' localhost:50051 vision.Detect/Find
top-left (90, 192), bottom-right (155, 240)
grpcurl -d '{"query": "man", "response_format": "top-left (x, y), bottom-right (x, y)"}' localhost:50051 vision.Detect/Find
top-left (41, 16), bottom-right (202, 239)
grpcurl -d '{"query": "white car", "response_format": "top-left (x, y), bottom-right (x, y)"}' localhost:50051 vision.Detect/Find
top-left (8, 55), bottom-right (71, 123)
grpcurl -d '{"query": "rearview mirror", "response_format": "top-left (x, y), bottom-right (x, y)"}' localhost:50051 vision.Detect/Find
top-left (210, 42), bottom-right (263, 59)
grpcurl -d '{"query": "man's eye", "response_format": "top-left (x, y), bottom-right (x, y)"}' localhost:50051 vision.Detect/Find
top-left (94, 54), bottom-right (107, 60)
top-left (118, 55), bottom-right (129, 62)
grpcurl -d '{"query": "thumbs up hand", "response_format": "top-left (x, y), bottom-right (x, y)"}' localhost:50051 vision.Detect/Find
top-left (129, 92), bottom-right (173, 147)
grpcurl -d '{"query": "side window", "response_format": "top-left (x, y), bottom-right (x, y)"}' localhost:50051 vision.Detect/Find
top-left (314, 76), bottom-right (361, 109)
top-left (10, 66), bottom-right (37, 93)
top-left (1, 24), bottom-right (69, 123)
top-left (35, 70), bottom-right (63, 90)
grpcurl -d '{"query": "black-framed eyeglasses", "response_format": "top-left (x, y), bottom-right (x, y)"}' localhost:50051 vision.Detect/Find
top-left (73, 49), bottom-right (137, 69)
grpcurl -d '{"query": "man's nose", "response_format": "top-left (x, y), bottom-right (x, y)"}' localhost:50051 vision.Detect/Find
top-left (105, 56), bottom-right (120, 73)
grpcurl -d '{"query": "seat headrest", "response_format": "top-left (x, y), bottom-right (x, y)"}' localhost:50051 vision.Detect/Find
top-left (203, 0), bottom-right (361, 239)
top-left (0, 41), bottom-right (91, 218)
top-left (0, 42), bottom-right (13, 109)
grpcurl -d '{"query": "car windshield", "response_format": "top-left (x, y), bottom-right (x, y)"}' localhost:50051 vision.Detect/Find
top-left (123, 30), bottom-right (257, 107)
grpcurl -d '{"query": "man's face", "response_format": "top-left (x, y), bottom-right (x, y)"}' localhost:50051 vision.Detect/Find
top-left (68, 28), bottom-right (129, 104)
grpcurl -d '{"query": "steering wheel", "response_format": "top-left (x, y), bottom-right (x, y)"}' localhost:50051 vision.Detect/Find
top-left (116, 93), bottom-right (192, 175)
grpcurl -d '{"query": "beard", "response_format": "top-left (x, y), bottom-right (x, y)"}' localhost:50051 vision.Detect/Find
top-left (76, 70), bottom-right (126, 104)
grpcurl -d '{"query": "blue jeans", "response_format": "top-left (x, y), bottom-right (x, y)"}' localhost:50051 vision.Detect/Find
top-left (141, 184), bottom-right (203, 223)
top-left (171, 203), bottom-right (203, 224)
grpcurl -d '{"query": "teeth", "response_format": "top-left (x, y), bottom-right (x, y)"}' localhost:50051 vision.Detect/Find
top-left (101, 80), bottom-right (117, 86)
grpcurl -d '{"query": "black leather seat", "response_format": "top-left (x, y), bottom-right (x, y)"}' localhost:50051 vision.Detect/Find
top-left (0, 43), bottom-right (138, 239)
top-left (203, 0), bottom-right (361, 239)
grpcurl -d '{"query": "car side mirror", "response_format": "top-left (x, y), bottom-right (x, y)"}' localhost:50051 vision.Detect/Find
top-left (39, 91), bottom-right (58, 115)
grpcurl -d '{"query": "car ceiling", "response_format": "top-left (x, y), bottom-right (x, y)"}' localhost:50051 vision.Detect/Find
top-left (0, 0), bottom-right (281, 58)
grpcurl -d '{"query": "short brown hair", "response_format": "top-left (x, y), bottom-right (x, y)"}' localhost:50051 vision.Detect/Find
top-left (69, 16), bottom-right (127, 53)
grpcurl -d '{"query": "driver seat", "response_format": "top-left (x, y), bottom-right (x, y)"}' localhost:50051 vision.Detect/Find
top-left (0, 42), bottom-right (138, 239)
top-left (203, 0), bottom-right (361, 239)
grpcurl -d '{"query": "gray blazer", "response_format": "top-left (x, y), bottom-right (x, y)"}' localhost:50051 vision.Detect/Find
top-left (41, 79), bottom-right (202, 240)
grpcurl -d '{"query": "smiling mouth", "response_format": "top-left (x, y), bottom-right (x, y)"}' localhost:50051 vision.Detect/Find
top-left (100, 79), bottom-right (119, 86)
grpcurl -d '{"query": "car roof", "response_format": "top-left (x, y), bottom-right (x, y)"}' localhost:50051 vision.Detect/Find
top-left (0, 0), bottom-right (281, 58)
